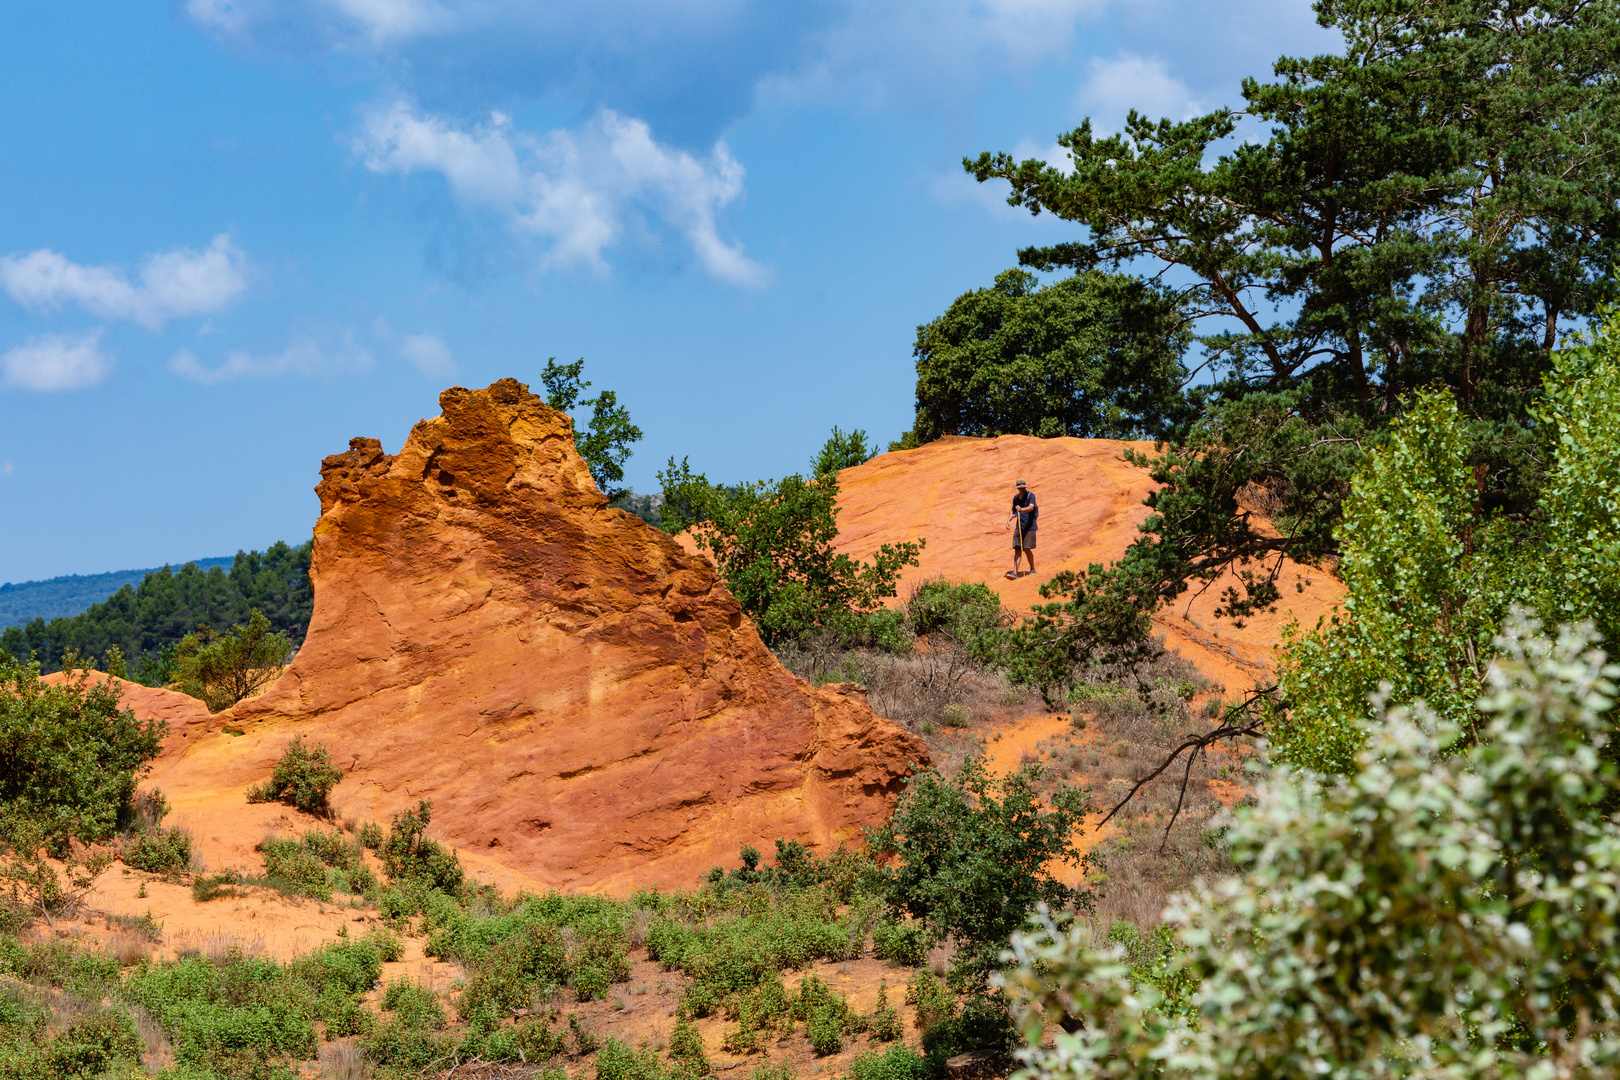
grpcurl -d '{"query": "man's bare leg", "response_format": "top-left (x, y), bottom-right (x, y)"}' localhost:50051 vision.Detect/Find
top-left (1025, 550), bottom-right (1035, 575)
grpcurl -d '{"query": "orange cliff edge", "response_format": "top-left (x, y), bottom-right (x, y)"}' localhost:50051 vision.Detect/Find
top-left (74, 379), bottom-right (928, 894)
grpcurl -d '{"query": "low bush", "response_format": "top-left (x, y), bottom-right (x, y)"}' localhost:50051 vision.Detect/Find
top-left (120, 824), bottom-right (193, 876)
top-left (257, 829), bottom-right (375, 900)
top-left (849, 1041), bottom-right (931, 1080)
top-left (0, 656), bottom-right (166, 845)
top-left (668, 1011), bottom-right (711, 1077)
top-left (191, 869), bottom-right (245, 902)
top-left (363, 978), bottom-right (452, 1071)
top-left (0, 1007), bottom-right (144, 1080)
top-left (872, 919), bottom-right (930, 967)
top-left (246, 736), bottom-right (343, 814)
top-left (378, 799), bottom-right (463, 893)
top-left (597, 1035), bottom-right (665, 1080)
top-left (867, 982), bottom-right (901, 1042)
top-left (904, 578), bottom-right (1007, 660)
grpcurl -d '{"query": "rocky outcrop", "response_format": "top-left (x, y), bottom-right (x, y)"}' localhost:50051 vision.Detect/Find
top-left (151, 379), bottom-right (926, 892)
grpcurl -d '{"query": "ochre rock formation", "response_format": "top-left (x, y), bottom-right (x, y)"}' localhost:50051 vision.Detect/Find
top-left (147, 379), bottom-right (926, 892)
top-left (39, 670), bottom-right (211, 757)
top-left (831, 434), bottom-right (1343, 693)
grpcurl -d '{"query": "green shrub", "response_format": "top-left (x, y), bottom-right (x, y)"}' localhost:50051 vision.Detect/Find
top-left (123, 951), bottom-right (318, 1074)
top-left (357, 821), bottom-right (383, 849)
top-left (904, 971), bottom-right (954, 1034)
top-left (121, 824), bottom-right (193, 875)
top-left (378, 799), bottom-right (463, 893)
top-left (0, 657), bottom-right (166, 845)
top-left (256, 836), bottom-right (333, 900)
top-left (458, 923), bottom-right (569, 1023)
top-left (866, 982), bottom-right (901, 1042)
top-left (16, 937), bottom-right (121, 995)
top-left (668, 1011), bottom-right (711, 1077)
top-left (256, 829), bottom-right (375, 900)
top-left (794, 976), bottom-right (854, 1056)
top-left (904, 579), bottom-right (1006, 660)
top-left (849, 1041), bottom-right (930, 1080)
top-left (748, 1064), bottom-right (797, 1080)
top-left (871, 919), bottom-right (930, 967)
top-left (0, 1007), bottom-right (144, 1080)
top-left (597, 1036), bottom-right (665, 1080)
top-left (863, 608), bottom-right (913, 654)
top-left (245, 736), bottom-right (342, 814)
top-left (869, 757), bottom-right (1091, 992)
top-left (190, 869), bottom-right (245, 902)
top-left (918, 994), bottom-right (1012, 1072)
top-left (175, 610), bottom-right (294, 713)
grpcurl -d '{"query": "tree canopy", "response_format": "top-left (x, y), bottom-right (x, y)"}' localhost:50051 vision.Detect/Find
top-left (909, 268), bottom-right (1192, 444)
top-left (0, 542), bottom-right (312, 684)
top-left (541, 357), bottom-right (644, 501)
top-left (962, 0), bottom-right (1620, 636)
top-left (658, 428), bottom-right (923, 647)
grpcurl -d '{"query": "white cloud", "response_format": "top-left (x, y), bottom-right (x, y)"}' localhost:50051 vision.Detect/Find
top-left (168, 333), bottom-right (374, 385)
top-left (397, 332), bottom-right (456, 378)
top-left (360, 102), bottom-right (765, 286)
top-left (1, 330), bottom-right (114, 392)
top-left (1076, 53), bottom-right (1204, 133)
top-left (0, 235), bottom-right (249, 330)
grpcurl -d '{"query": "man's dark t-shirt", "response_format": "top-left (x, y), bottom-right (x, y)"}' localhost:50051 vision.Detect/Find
top-left (1012, 490), bottom-right (1038, 535)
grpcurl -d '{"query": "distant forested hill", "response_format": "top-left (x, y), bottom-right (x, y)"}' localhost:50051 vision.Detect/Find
top-left (0, 541), bottom-right (313, 681)
top-left (0, 559), bottom-right (233, 629)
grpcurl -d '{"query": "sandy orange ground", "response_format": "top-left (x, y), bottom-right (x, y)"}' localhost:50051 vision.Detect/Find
top-left (832, 433), bottom-right (1343, 697)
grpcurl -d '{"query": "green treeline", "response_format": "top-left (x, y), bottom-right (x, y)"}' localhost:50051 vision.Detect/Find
top-left (0, 541), bottom-right (312, 682)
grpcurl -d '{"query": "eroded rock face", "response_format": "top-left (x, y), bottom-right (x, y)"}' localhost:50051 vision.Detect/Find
top-left (150, 379), bottom-right (925, 892)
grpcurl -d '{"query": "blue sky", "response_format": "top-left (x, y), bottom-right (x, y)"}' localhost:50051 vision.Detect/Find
top-left (0, 0), bottom-right (1337, 583)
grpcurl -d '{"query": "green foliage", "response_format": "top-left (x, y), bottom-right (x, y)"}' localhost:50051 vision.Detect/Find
top-left (810, 426), bottom-right (874, 478)
top-left (866, 982), bottom-right (901, 1042)
top-left (849, 1041), bottom-right (930, 1080)
top-left (542, 358), bottom-right (645, 501)
top-left (256, 829), bottom-right (374, 900)
top-left (0, 658), bottom-right (165, 845)
top-left (903, 578), bottom-right (1007, 661)
top-left (958, 0), bottom-right (1620, 656)
top-left (0, 1007), bottom-right (143, 1080)
top-left (667, 1011), bottom-right (711, 1077)
top-left (871, 919), bottom-right (930, 968)
top-left (656, 451), bottom-right (923, 646)
top-left (175, 610), bottom-right (293, 712)
top-left (1008, 615), bottom-right (1620, 1080)
top-left (378, 799), bottom-right (464, 894)
top-left (245, 736), bottom-right (343, 815)
top-left (121, 824), bottom-right (193, 876)
top-left (1276, 317), bottom-right (1620, 772)
top-left (357, 821), bottom-right (383, 850)
top-left (869, 757), bottom-right (1091, 993)
top-left (0, 543), bottom-right (312, 682)
top-left (364, 979), bottom-right (452, 1071)
top-left (912, 268), bottom-right (1193, 443)
top-left (597, 1036), bottom-right (664, 1080)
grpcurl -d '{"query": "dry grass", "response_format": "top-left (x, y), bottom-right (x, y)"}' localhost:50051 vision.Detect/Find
top-left (110, 930), bottom-right (154, 966)
top-left (320, 1039), bottom-right (367, 1080)
top-left (777, 639), bottom-right (1031, 734)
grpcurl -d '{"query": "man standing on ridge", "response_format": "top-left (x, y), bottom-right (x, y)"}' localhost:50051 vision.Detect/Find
top-left (1006, 478), bottom-right (1037, 579)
